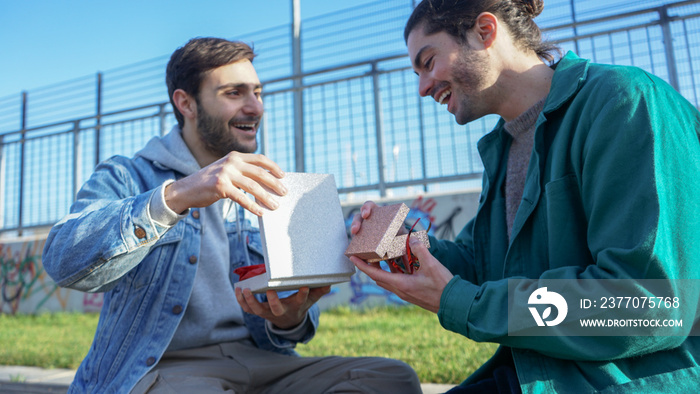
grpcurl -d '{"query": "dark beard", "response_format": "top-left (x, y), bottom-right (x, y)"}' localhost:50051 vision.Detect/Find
top-left (196, 105), bottom-right (258, 157)
top-left (450, 47), bottom-right (490, 125)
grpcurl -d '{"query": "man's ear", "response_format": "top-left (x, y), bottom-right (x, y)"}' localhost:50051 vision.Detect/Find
top-left (172, 89), bottom-right (197, 121)
top-left (473, 12), bottom-right (498, 48)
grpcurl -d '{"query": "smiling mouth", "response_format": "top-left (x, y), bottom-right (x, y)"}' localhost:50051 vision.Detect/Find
top-left (231, 122), bottom-right (257, 132)
top-left (437, 89), bottom-right (452, 105)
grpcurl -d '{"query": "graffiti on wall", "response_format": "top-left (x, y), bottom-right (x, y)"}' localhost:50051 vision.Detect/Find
top-left (0, 236), bottom-right (103, 315)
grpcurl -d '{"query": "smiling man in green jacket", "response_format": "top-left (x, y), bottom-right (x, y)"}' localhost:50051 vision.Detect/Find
top-left (350, 0), bottom-right (700, 392)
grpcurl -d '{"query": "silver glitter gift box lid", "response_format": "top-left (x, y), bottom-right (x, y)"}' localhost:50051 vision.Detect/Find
top-left (234, 173), bottom-right (355, 293)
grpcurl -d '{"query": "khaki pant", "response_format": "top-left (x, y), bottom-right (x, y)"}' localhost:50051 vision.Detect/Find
top-left (131, 340), bottom-right (421, 394)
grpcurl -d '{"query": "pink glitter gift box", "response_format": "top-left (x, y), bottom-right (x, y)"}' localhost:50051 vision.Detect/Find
top-left (345, 203), bottom-right (430, 263)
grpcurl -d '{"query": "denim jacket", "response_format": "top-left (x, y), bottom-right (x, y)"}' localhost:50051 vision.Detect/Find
top-left (42, 128), bottom-right (319, 393)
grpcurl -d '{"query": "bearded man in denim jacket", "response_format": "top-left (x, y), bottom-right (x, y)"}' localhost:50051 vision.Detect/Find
top-left (351, 0), bottom-right (700, 393)
top-left (42, 37), bottom-right (421, 394)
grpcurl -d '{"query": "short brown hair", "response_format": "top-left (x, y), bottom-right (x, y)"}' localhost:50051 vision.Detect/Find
top-left (166, 38), bottom-right (256, 127)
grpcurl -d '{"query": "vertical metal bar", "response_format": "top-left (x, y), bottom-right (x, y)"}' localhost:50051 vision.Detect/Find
top-left (158, 103), bottom-right (167, 137)
top-left (72, 121), bottom-right (81, 202)
top-left (346, 79), bottom-right (358, 187)
top-left (627, 30), bottom-right (635, 67)
top-left (645, 28), bottom-right (657, 75)
top-left (682, 20), bottom-right (698, 105)
top-left (333, 83), bottom-right (343, 182)
top-left (450, 113), bottom-right (458, 178)
top-left (416, 80), bottom-right (428, 192)
top-left (292, 0), bottom-right (305, 172)
top-left (321, 86), bottom-right (328, 172)
top-left (0, 134), bottom-right (5, 229)
top-left (431, 95), bottom-right (443, 175)
top-left (384, 73), bottom-right (397, 183)
top-left (18, 91), bottom-right (27, 234)
top-left (259, 109), bottom-right (267, 156)
top-left (659, 6), bottom-right (680, 91)
top-left (371, 62), bottom-right (387, 197)
top-left (95, 72), bottom-right (103, 167)
top-left (570, 0), bottom-right (581, 55)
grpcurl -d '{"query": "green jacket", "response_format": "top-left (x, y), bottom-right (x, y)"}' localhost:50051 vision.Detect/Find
top-left (429, 52), bottom-right (700, 392)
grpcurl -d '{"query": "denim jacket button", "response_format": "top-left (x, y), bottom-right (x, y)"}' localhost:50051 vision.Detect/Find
top-left (189, 255), bottom-right (198, 264)
top-left (192, 210), bottom-right (200, 219)
top-left (146, 357), bottom-right (156, 366)
top-left (172, 305), bottom-right (183, 314)
top-left (134, 227), bottom-right (147, 239)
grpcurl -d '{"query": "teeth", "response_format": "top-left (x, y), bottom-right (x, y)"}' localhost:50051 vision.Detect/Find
top-left (438, 90), bottom-right (451, 105)
top-left (233, 123), bottom-right (256, 129)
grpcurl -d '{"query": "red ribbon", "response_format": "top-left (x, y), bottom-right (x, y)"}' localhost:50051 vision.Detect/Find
top-left (233, 264), bottom-right (267, 280)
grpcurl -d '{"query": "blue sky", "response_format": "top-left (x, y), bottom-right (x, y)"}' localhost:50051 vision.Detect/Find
top-left (0, 0), bottom-right (360, 99)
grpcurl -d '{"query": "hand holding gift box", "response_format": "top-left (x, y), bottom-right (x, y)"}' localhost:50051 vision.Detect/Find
top-left (344, 203), bottom-right (430, 273)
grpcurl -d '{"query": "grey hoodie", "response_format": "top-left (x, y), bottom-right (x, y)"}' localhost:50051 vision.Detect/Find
top-left (138, 127), bottom-right (250, 350)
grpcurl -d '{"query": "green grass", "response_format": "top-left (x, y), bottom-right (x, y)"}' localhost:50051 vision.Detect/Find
top-left (0, 305), bottom-right (497, 384)
top-left (0, 313), bottom-right (99, 370)
top-left (298, 305), bottom-right (497, 384)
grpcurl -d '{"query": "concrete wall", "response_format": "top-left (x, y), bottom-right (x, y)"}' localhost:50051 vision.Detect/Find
top-left (0, 235), bottom-right (104, 315)
top-left (0, 189), bottom-right (480, 315)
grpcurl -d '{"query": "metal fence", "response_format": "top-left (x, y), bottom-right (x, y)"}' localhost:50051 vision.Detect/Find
top-left (1, 0), bottom-right (699, 236)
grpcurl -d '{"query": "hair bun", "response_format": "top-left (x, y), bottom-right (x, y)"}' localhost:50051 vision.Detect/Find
top-left (520, 0), bottom-right (545, 18)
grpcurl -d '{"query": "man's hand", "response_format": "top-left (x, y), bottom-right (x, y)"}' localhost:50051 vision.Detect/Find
top-left (349, 201), bottom-right (378, 235)
top-left (165, 152), bottom-right (287, 216)
top-left (235, 286), bottom-right (330, 329)
top-left (349, 201), bottom-right (453, 313)
top-left (351, 239), bottom-right (452, 313)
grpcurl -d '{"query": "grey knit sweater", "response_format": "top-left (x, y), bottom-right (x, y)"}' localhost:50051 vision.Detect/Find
top-left (503, 97), bottom-right (547, 240)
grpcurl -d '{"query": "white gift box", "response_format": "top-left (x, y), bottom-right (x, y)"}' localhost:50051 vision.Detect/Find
top-left (234, 173), bottom-right (355, 293)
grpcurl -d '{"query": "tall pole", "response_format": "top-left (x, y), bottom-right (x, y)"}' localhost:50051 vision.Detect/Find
top-left (18, 91), bottom-right (27, 234)
top-left (570, 0), bottom-right (580, 54)
top-left (659, 6), bottom-right (680, 92)
top-left (95, 72), bottom-right (103, 167)
top-left (292, 0), bottom-right (305, 172)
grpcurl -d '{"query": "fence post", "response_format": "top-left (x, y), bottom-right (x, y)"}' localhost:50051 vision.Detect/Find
top-left (158, 103), bottom-right (167, 137)
top-left (72, 121), bottom-right (81, 202)
top-left (659, 5), bottom-right (680, 91)
top-left (416, 94), bottom-right (428, 192)
top-left (569, 0), bottom-right (581, 55)
top-left (95, 72), bottom-right (103, 167)
top-left (18, 91), bottom-right (27, 235)
top-left (0, 134), bottom-right (4, 229)
top-left (371, 62), bottom-right (387, 197)
top-left (292, 0), bottom-right (305, 173)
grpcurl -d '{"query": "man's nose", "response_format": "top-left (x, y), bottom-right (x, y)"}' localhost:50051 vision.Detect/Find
top-left (418, 74), bottom-right (433, 98)
top-left (243, 94), bottom-right (264, 116)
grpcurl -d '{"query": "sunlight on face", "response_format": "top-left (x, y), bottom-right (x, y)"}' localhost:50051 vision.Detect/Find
top-left (195, 60), bottom-right (264, 156)
top-left (407, 26), bottom-right (494, 125)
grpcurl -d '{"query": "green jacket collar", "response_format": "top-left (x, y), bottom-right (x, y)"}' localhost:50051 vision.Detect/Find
top-left (475, 51), bottom-right (591, 245)
top-left (477, 51), bottom-right (590, 162)
top-left (544, 51), bottom-right (590, 114)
